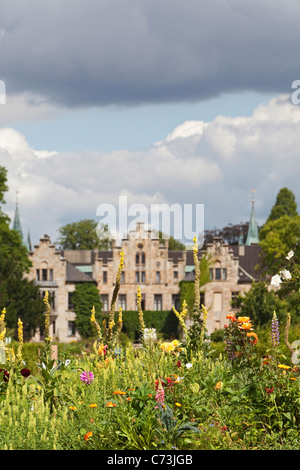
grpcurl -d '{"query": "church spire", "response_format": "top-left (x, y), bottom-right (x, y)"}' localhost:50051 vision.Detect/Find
top-left (245, 190), bottom-right (259, 246)
top-left (12, 190), bottom-right (24, 241)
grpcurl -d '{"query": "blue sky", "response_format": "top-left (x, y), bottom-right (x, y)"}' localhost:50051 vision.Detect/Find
top-left (10, 91), bottom-right (276, 153)
top-left (0, 1), bottom-right (299, 245)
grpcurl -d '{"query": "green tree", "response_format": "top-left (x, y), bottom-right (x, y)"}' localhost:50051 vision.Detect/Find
top-left (56, 219), bottom-right (112, 250)
top-left (0, 165), bottom-right (45, 340)
top-left (266, 187), bottom-right (298, 224)
top-left (258, 215), bottom-right (300, 275)
top-left (72, 283), bottom-right (102, 338)
top-left (156, 231), bottom-right (186, 250)
top-left (233, 281), bottom-right (286, 328)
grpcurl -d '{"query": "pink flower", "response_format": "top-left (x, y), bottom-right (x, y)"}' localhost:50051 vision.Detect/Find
top-left (80, 371), bottom-right (94, 385)
top-left (155, 379), bottom-right (165, 406)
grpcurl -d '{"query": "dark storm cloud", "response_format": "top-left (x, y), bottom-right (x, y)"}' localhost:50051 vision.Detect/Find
top-left (0, 0), bottom-right (299, 107)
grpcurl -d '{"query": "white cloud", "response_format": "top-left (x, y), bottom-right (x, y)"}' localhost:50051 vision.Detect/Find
top-left (0, 92), bottom-right (64, 125)
top-left (1, 94), bottom-right (300, 245)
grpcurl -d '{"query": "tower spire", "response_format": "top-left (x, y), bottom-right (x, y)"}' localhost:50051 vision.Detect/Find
top-left (245, 189), bottom-right (259, 246)
top-left (12, 190), bottom-right (24, 241)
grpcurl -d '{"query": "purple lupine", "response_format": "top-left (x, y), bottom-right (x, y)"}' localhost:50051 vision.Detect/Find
top-left (271, 312), bottom-right (280, 347)
top-left (226, 340), bottom-right (237, 361)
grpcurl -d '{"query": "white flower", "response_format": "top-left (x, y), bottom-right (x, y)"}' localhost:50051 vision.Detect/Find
top-left (270, 274), bottom-right (282, 288)
top-left (286, 250), bottom-right (294, 260)
top-left (143, 328), bottom-right (157, 344)
top-left (280, 269), bottom-right (292, 280)
top-left (185, 363), bottom-right (193, 369)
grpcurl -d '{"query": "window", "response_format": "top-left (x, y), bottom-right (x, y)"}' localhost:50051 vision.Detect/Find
top-left (209, 268), bottom-right (213, 280)
top-left (231, 292), bottom-right (239, 309)
top-left (141, 252), bottom-right (146, 265)
top-left (49, 291), bottom-right (56, 310)
top-left (215, 268), bottom-right (221, 280)
top-left (42, 269), bottom-right (48, 281)
top-left (121, 271), bottom-right (125, 282)
top-left (36, 269), bottom-right (40, 281)
top-left (135, 271), bottom-right (140, 283)
top-left (173, 271), bottom-right (178, 279)
top-left (156, 271), bottom-right (161, 283)
top-left (49, 269), bottom-right (53, 281)
top-left (101, 294), bottom-right (109, 311)
top-left (42, 290), bottom-right (55, 309)
top-left (154, 294), bottom-right (162, 311)
top-left (136, 253), bottom-right (140, 265)
top-left (118, 294), bottom-right (127, 310)
top-left (68, 321), bottom-right (76, 337)
top-left (140, 294), bottom-right (146, 310)
top-left (103, 271), bottom-right (107, 283)
top-left (222, 268), bottom-right (227, 280)
top-left (68, 292), bottom-right (74, 310)
top-left (172, 294), bottom-right (180, 311)
top-left (141, 271), bottom-right (146, 283)
top-left (52, 320), bottom-right (56, 336)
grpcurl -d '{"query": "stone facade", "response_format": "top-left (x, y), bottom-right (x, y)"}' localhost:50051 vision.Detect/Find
top-left (26, 223), bottom-right (263, 343)
top-left (188, 237), bottom-right (262, 332)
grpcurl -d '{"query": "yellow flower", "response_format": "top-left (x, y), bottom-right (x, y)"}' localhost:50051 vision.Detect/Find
top-left (172, 340), bottom-right (181, 348)
top-left (161, 342), bottom-right (175, 353)
top-left (237, 316), bottom-right (251, 323)
top-left (175, 402), bottom-right (182, 407)
top-left (90, 306), bottom-right (96, 323)
top-left (215, 381), bottom-right (223, 390)
top-left (69, 406), bottom-right (77, 411)
top-left (278, 364), bottom-right (291, 370)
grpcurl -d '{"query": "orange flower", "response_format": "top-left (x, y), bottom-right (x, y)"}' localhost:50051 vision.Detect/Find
top-left (126, 397), bottom-right (131, 401)
top-left (247, 332), bottom-right (258, 344)
top-left (237, 316), bottom-right (250, 323)
top-left (239, 322), bottom-right (252, 330)
top-left (89, 403), bottom-right (98, 408)
top-left (106, 401), bottom-right (117, 407)
top-left (84, 431), bottom-right (93, 441)
top-left (69, 406), bottom-right (77, 410)
top-left (113, 390), bottom-right (126, 395)
top-left (127, 388), bottom-right (135, 391)
top-left (226, 314), bottom-right (236, 322)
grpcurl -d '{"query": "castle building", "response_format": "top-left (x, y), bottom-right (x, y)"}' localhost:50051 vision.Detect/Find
top-left (15, 197), bottom-right (263, 343)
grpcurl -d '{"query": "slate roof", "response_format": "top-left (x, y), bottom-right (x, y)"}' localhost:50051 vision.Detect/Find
top-left (66, 261), bottom-right (94, 283)
top-left (183, 244), bottom-right (264, 283)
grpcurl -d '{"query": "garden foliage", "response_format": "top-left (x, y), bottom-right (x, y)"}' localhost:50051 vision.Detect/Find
top-left (1, 240), bottom-right (300, 450)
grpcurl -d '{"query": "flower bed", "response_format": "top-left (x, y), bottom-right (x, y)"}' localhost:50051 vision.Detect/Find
top-left (0, 242), bottom-right (300, 450)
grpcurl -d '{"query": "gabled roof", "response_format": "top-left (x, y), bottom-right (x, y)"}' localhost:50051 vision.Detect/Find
top-left (184, 244), bottom-right (264, 283)
top-left (231, 244), bottom-right (263, 282)
top-left (66, 261), bottom-right (94, 283)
